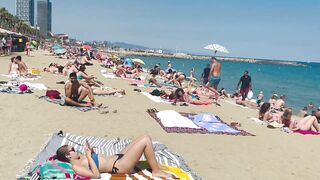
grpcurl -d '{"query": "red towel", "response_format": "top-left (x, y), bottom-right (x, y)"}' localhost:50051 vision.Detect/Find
top-left (294, 130), bottom-right (320, 135)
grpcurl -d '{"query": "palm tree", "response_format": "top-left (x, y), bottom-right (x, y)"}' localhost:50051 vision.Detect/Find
top-left (0, 8), bottom-right (43, 39)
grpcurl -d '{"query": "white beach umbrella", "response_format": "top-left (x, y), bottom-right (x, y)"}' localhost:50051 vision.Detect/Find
top-left (204, 44), bottom-right (229, 55)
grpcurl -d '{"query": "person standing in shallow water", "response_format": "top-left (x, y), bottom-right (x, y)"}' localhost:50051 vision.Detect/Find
top-left (236, 70), bottom-right (252, 100)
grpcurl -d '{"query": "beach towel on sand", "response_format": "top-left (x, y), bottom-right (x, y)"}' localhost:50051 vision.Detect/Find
top-left (293, 130), bottom-right (320, 135)
top-left (141, 92), bottom-right (171, 104)
top-left (101, 72), bottom-right (120, 79)
top-left (1, 74), bottom-right (41, 81)
top-left (147, 109), bottom-right (254, 136)
top-left (38, 96), bottom-right (105, 112)
top-left (0, 84), bottom-right (33, 94)
top-left (17, 131), bottom-right (200, 180)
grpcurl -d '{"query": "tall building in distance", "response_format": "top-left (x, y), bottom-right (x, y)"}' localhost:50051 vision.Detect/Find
top-left (37, 0), bottom-right (52, 37)
top-left (16, 0), bottom-right (35, 26)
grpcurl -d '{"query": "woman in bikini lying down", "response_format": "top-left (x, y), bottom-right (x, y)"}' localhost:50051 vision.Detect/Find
top-left (287, 111), bottom-right (320, 132)
top-left (91, 86), bottom-right (125, 95)
top-left (55, 135), bottom-right (171, 178)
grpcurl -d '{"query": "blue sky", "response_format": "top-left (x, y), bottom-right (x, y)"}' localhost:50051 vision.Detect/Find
top-left (1, 0), bottom-right (319, 61)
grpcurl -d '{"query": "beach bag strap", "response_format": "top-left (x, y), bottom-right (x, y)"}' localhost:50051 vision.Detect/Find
top-left (50, 160), bottom-right (71, 179)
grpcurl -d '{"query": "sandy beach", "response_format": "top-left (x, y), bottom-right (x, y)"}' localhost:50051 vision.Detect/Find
top-left (1, 50), bottom-right (319, 180)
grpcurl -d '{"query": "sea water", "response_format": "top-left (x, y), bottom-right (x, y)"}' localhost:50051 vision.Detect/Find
top-left (137, 56), bottom-right (320, 112)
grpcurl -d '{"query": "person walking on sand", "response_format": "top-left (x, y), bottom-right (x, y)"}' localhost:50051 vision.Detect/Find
top-left (206, 57), bottom-right (221, 105)
top-left (25, 41), bottom-right (31, 56)
top-left (64, 72), bottom-right (102, 107)
top-left (236, 70), bottom-right (252, 100)
top-left (207, 57), bottom-right (221, 90)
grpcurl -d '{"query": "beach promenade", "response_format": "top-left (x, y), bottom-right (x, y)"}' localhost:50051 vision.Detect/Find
top-left (0, 50), bottom-right (319, 180)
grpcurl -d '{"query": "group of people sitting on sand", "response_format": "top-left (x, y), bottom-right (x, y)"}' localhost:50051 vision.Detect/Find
top-left (258, 102), bottom-right (320, 132)
top-left (114, 62), bottom-right (143, 79)
top-left (147, 62), bottom-right (187, 88)
top-left (64, 71), bottom-right (125, 107)
top-left (8, 55), bottom-right (31, 77)
top-left (42, 45), bottom-right (128, 107)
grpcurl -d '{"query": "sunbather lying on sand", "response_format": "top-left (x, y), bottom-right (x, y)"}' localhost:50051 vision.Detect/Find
top-left (287, 111), bottom-right (320, 132)
top-left (171, 88), bottom-right (213, 106)
top-left (43, 63), bottom-right (64, 74)
top-left (92, 86), bottom-right (125, 95)
top-left (55, 135), bottom-right (172, 178)
top-left (64, 72), bottom-right (102, 107)
top-left (234, 92), bottom-right (257, 109)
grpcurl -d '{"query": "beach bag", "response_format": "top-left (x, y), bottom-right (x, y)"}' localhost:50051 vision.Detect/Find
top-left (46, 90), bottom-right (61, 99)
top-left (247, 90), bottom-right (253, 100)
top-left (150, 89), bottom-right (161, 96)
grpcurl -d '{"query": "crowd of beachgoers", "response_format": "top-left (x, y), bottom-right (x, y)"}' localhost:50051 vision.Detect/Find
top-left (5, 42), bottom-right (320, 133)
top-left (2, 42), bottom-right (320, 179)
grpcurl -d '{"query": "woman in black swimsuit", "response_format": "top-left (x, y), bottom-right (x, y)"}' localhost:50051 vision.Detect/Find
top-left (55, 135), bottom-right (171, 178)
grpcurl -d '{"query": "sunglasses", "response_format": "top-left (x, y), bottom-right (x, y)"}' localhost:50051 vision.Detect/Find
top-left (69, 147), bottom-right (75, 153)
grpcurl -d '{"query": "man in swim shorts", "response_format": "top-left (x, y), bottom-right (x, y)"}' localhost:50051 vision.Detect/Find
top-left (207, 57), bottom-right (221, 90)
top-left (206, 57), bottom-right (221, 105)
top-left (64, 72), bottom-right (101, 107)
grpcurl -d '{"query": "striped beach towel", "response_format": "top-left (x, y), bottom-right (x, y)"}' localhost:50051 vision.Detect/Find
top-left (17, 132), bottom-right (201, 180)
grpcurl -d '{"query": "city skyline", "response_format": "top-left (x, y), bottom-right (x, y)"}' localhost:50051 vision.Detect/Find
top-left (1, 0), bottom-right (319, 62)
top-left (37, 0), bottom-right (51, 37)
top-left (16, 0), bottom-right (34, 26)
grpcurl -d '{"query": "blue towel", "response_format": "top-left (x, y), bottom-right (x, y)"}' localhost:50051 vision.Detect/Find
top-left (189, 113), bottom-right (241, 134)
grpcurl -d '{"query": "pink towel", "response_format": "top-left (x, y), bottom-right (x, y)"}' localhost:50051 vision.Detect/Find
top-left (294, 130), bottom-right (320, 135)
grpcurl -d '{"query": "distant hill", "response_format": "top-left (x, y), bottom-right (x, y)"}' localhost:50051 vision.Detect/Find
top-left (108, 42), bottom-right (184, 54)
top-left (109, 42), bottom-right (149, 50)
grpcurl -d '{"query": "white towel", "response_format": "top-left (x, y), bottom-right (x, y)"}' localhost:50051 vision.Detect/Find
top-left (0, 74), bottom-right (40, 81)
top-left (141, 92), bottom-right (171, 104)
top-left (101, 73), bottom-right (119, 79)
top-left (250, 117), bottom-right (267, 125)
top-left (156, 110), bottom-right (200, 129)
top-left (23, 82), bottom-right (47, 90)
